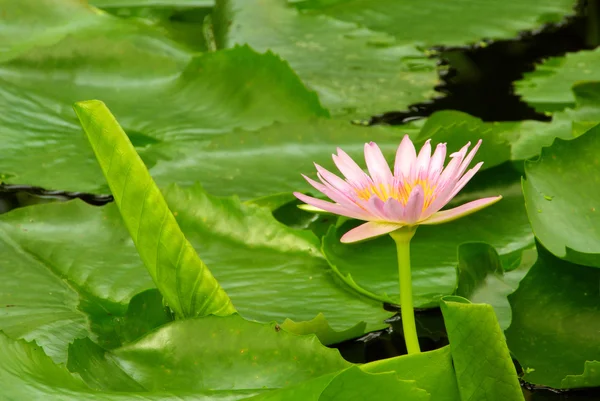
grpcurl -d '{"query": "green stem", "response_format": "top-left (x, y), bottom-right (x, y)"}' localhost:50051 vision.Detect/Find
top-left (389, 227), bottom-right (420, 354)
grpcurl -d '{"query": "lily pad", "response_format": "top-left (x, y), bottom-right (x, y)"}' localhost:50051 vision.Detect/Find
top-left (515, 48), bottom-right (600, 113)
top-left (0, 184), bottom-right (392, 363)
top-left (523, 124), bottom-right (600, 267)
top-left (215, 0), bottom-right (439, 117)
top-left (0, 45), bottom-right (327, 193)
top-left (505, 245), bottom-right (600, 388)
top-left (293, 0), bottom-right (575, 48)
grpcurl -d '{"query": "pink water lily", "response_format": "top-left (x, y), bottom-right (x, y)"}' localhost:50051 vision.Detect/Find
top-left (294, 135), bottom-right (502, 243)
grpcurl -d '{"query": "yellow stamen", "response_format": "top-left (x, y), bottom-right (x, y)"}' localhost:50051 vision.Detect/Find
top-left (355, 179), bottom-right (437, 210)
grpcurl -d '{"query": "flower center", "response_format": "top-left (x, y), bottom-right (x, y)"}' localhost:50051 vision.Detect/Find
top-left (355, 179), bottom-right (437, 208)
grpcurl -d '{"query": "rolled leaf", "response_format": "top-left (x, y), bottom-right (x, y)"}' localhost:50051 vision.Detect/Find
top-left (74, 100), bottom-right (235, 318)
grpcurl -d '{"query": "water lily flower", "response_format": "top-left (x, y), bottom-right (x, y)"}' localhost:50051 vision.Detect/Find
top-left (294, 135), bottom-right (502, 243)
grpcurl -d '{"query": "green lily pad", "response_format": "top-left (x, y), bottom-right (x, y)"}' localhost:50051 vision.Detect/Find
top-left (0, 332), bottom-right (262, 400)
top-left (515, 48), bottom-right (600, 113)
top-left (110, 315), bottom-right (350, 391)
top-left (505, 245), bottom-right (600, 388)
top-left (321, 164), bottom-right (533, 307)
top-left (292, 0), bottom-right (575, 48)
top-left (0, 0), bottom-right (101, 61)
top-left (215, 0), bottom-right (439, 117)
top-left (523, 124), bottom-right (600, 267)
top-left (561, 361), bottom-right (600, 388)
top-left (148, 110), bottom-right (517, 199)
top-left (91, 0), bottom-right (215, 52)
top-left (0, 44), bottom-right (327, 193)
top-left (0, 183), bottom-right (392, 363)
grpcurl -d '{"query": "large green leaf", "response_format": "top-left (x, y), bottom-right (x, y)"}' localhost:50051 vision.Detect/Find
top-left (0, 0), bottom-right (101, 61)
top-left (509, 82), bottom-right (600, 160)
top-left (0, 201), bottom-right (154, 363)
top-left (561, 361), bottom-right (600, 388)
top-left (515, 48), bottom-right (600, 113)
top-left (292, 0), bottom-right (575, 47)
top-left (110, 315), bottom-right (349, 391)
top-left (147, 110), bottom-right (517, 199)
top-left (505, 245), bottom-right (600, 389)
top-left (0, 10), bottom-right (327, 192)
top-left (322, 164), bottom-right (533, 307)
top-left (523, 125), bottom-right (600, 267)
top-left (163, 184), bottom-right (392, 335)
top-left (75, 100), bottom-right (235, 318)
top-left (0, 332), bottom-right (260, 400)
top-left (91, 0), bottom-right (215, 52)
top-left (215, 0), bottom-right (439, 117)
top-left (441, 298), bottom-right (524, 401)
top-left (0, 185), bottom-right (391, 363)
top-left (1, 321), bottom-right (429, 401)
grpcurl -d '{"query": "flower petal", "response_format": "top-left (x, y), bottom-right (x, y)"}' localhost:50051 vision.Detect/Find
top-left (305, 174), bottom-right (369, 217)
top-left (422, 161), bottom-right (484, 217)
top-left (364, 142), bottom-right (393, 185)
top-left (446, 161), bottom-right (484, 201)
top-left (420, 196), bottom-right (502, 225)
top-left (314, 163), bottom-right (353, 193)
top-left (293, 192), bottom-right (369, 220)
top-left (332, 148), bottom-right (371, 187)
top-left (455, 139), bottom-right (482, 179)
top-left (340, 221), bottom-right (403, 243)
top-left (403, 185), bottom-right (425, 224)
top-left (414, 139), bottom-right (432, 180)
top-left (383, 198), bottom-right (405, 221)
top-left (394, 135), bottom-right (417, 178)
top-left (427, 142), bottom-right (447, 182)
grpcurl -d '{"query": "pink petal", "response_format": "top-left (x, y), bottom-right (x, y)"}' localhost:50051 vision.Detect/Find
top-left (293, 192), bottom-right (369, 220)
top-left (403, 185), bottom-right (425, 224)
top-left (383, 198), bottom-right (405, 221)
top-left (394, 135), bottom-right (417, 178)
top-left (414, 139), bottom-right (432, 180)
top-left (332, 148), bottom-right (371, 187)
top-left (427, 142), bottom-right (447, 182)
top-left (423, 161), bottom-right (484, 216)
top-left (436, 142), bottom-right (470, 188)
top-left (446, 161), bottom-right (484, 201)
top-left (340, 221), bottom-right (403, 243)
top-left (314, 163), bottom-right (352, 193)
top-left (455, 139), bottom-right (482, 180)
top-left (302, 173), bottom-right (328, 193)
top-left (302, 174), bottom-right (371, 218)
top-left (364, 142), bottom-right (393, 185)
top-left (366, 196), bottom-right (388, 220)
top-left (420, 196), bottom-right (502, 225)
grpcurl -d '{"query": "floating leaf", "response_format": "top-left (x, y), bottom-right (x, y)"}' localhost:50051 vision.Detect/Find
top-left (515, 48), bottom-right (600, 113)
top-left (505, 245), bottom-right (600, 388)
top-left (523, 124), bottom-right (600, 267)
top-left (215, 0), bottom-right (439, 117)
top-left (561, 361), bottom-right (600, 389)
top-left (293, 0), bottom-right (576, 47)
